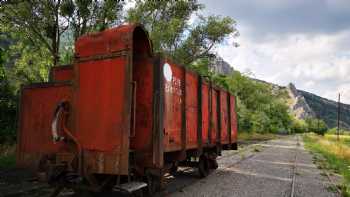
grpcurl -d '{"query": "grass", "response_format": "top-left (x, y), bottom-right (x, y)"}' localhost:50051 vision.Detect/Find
top-left (238, 132), bottom-right (276, 141)
top-left (324, 134), bottom-right (350, 147)
top-left (303, 133), bottom-right (350, 196)
top-left (0, 144), bottom-right (16, 169)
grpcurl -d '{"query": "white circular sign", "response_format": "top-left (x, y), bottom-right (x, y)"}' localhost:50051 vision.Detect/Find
top-left (163, 63), bottom-right (172, 82)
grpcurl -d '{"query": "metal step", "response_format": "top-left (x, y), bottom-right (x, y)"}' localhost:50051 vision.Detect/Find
top-left (113, 181), bottom-right (147, 193)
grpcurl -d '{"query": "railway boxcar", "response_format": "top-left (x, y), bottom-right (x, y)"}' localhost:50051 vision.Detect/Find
top-left (16, 24), bottom-right (237, 195)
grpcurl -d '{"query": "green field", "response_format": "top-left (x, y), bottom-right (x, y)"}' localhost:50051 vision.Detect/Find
top-left (303, 133), bottom-right (350, 196)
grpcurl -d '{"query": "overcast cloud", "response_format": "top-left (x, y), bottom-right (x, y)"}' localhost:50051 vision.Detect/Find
top-left (199, 0), bottom-right (350, 104)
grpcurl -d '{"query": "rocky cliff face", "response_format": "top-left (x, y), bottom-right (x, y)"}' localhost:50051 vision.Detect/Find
top-left (284, 83), bottom-right (350, 129)
top-left (252, 79), bottom-right (350, 130)
top-left (210, 57), bottom-right (233, 75)
top-left (286, 83), bottom-right (316, 119)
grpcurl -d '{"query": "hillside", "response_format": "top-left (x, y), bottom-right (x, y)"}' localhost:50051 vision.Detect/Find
top-left (299, 90), bottom-right (350, 129)
top-left (250, 78), bottom-right (350, 130)
top-left (284, 83), bottom-right (350, 130)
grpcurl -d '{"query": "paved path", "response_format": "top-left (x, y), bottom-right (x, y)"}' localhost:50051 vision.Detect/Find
top-left (168, 135), bottom-right (339, 197)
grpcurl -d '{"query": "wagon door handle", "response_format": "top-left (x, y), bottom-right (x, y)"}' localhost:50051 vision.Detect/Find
top-left (52, 101), bottom-right (69, 143)
top-left (131, 81), bottom-right (137, 137)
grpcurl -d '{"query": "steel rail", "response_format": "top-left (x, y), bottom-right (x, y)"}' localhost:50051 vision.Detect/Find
top-left (290, 135), bottom-right (299, 197)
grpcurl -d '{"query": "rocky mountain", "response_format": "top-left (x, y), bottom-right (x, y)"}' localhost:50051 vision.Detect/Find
top-left (250, 78), bottom-right (350, 130)
top-left (285, 83), bottom-right (350, 129)
top-left (286, 83), bottom-right (316, 119)
top-left (299, 89), bottom-right (350, 129)
top-left (209, 57), bottom-right (233, 75)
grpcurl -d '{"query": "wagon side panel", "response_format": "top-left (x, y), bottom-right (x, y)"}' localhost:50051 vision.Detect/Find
top-left (75, 56), bottom-right (130, 175)
top-left (201, 83), bottom-right (209, 147)
top-left (163, 62), bottom-right (183, 152)
top-left (185, 72), bottom-right (198, 149)
top-left (17, 83), bottom-right (72, 168)
top-left (130, 58), bottom-right (154, 161)
top-left (50, 65), bottom-right (74, 82)
top-left (220, 91), bottom-right (229, 144)
top-left (211, 89), bottom-right (218, 145)
top-left (230, 95), bottom-right (238, 143)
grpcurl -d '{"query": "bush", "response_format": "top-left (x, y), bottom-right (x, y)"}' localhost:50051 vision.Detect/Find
top-left (305, 118), bottom-right (328, 135)
top-left (291, 118), bottom-right (308, 133)
top-left (326, 127), bottom-right (349, 135)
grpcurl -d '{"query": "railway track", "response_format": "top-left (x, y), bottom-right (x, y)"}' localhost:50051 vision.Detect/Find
top-left (290, 135), bottom-right (299, 197)
top-left (289, 135), bottom-right (341, 197)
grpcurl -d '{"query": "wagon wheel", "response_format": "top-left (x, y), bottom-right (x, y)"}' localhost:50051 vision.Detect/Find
top-left (198, 155), bottom-right (210, 178)
top-left (169, 162), bottom-right (178, 175)
top-left (231, 143), bottom-right (238, 150)
top-left (209, 158), bottom-right (218, 169)
top-left (145, 173), bottom-right (161, 196)
top-left (207, 152), bottom-right (218, 170)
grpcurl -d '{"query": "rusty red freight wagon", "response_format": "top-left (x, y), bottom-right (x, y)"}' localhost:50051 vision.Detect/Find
top-left (16, 24), bottom-right (238, 195)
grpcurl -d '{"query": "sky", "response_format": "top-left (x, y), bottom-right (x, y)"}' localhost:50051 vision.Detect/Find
top-left (199, 0), bottom-right (350, 104)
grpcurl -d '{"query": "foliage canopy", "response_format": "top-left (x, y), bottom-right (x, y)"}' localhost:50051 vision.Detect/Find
top-left (126, 0), bottom-right (238, 66)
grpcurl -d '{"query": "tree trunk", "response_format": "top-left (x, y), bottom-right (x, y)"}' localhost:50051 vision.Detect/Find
top-left (52, 0), bottom-right (61, 66)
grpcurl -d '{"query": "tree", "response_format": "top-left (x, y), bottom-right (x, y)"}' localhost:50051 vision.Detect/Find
top-left (60, 0), bottom-right (124, 41)
top-left (126, 0), bottom-right (238, 66)
top-left (1, 0), bottom-right (67, 66)
top-left (0, 0), bottom-right (125, 143)
top-left (0, 0), bottom-right (124, 72)
top-left (305, 118), bottom-right (328, 135)
top-left (0, 47), bottom-right (17, 143)
top-left (225, 71), bottom-right (292, 133)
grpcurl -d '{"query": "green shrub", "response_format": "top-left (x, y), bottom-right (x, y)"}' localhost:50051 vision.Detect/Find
top-left (291, 118), bottom-right (308, 133)
top-left (305, 118), bottom-right (328, 135)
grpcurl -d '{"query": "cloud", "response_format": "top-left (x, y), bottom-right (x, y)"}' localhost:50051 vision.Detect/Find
top-left (200, 0), bottom-right (350, 40)
top-left (217, 30), bottom-right (350, 103)
top-left (199, 0), bottom-right (350, 104)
